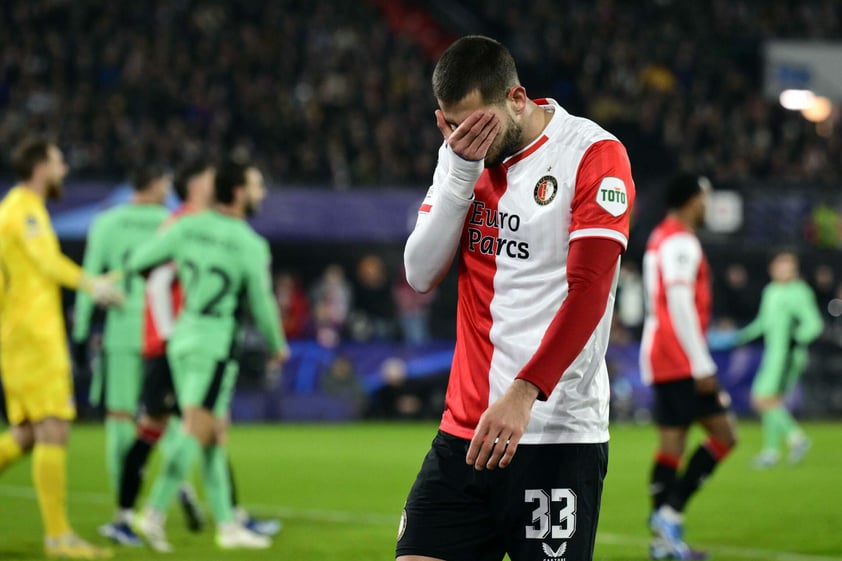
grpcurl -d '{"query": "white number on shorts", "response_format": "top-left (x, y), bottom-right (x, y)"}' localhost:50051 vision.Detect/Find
top-left (524, 488), bottom-right (577, 540)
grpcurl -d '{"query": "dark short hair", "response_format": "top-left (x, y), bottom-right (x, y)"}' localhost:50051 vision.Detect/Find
top-left (433, 35), bottom-right (519, 105)
top-left (11, 138), bottom-right (54, 181)
top-left (173, 160), bottom-right (212, 202)
top-left (129, 163), bottom-right (169, 192)
top-left (214, 160), bottom-right (250, 204)
top-left (664, 173), bottom-right (707, 210)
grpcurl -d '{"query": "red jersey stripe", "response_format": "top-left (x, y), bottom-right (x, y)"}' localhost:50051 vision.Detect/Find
top-left (439, 166), bottom-right (507, 439)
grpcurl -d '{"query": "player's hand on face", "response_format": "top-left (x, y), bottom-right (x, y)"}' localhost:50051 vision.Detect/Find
top-left (694, 375), bottom-right (719, 395)
top-left (466, 379), bottom-right (539, 471)
top-left (436, 109), bottom-right (501, 162)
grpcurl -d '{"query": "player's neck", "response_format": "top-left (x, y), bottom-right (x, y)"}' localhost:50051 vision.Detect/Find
top-left (214, 203), bottom-right (244, 219)
top-left (132, 191), bottom-right (161, 205)
top-left (518, 101), bottom-right (552, 150)
top-left (668, 210), bottom-right (697, 232)
top-left (19, 181), bottom-right (46, 199)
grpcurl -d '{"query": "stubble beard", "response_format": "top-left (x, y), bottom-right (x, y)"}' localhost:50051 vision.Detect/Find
top-left (484, 117), bottom-right (523, 168)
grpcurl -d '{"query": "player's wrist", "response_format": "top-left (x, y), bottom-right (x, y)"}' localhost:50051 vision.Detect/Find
top-left (510, 379), bottom-right (541, 403)
top-left (445, 145), bottom-right (483, 199)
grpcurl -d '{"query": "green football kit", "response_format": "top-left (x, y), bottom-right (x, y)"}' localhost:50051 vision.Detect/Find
top-left (738, 279), bottom-right (823, 397)
top-left (738, 279), bottom-right (823, 458)
top-left (126, 209), bottom-right (286, 525)
top-left (73, 203), bottom-right (168, 492)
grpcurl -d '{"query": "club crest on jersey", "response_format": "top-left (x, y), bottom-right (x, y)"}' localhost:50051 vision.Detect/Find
top-left (596, 177), bottom-right (628, 217)
top-left (533, 175), bottom-right (558, 206)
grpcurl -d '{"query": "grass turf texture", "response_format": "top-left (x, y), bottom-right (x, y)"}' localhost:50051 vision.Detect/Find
top-left (0, 422), bottom-right (840, 560)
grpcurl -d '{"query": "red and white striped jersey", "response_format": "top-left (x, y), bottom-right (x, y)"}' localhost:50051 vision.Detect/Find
top-left (406, 99), bottom-right (635, 444)
top-left (640, 216), bottom-right (714, 385)
top-left (142, 204), bottom-right (190, 358)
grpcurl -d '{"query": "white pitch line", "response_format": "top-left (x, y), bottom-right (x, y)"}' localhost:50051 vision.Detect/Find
top-left (1, 484), bottom-right (840, 561)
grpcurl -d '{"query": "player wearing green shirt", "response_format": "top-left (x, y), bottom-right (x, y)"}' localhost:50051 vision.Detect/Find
top-left (737, 250), bottom-right (823, 468)
top-left (128, 161), bottom-right (288, 552)
top-left (72, 166), bottom-right (170, 505)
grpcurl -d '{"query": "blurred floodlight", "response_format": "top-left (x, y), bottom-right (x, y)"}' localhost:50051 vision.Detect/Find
top-left (801, 96), bottom-right (833, 122)
top-left (779, 89), bottom-right (816, 110)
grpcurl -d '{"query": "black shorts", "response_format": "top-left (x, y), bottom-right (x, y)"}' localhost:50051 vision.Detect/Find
top-left (397, 431), bottom-right (608, 561)
top-left (139, 355), bottom-right (179, 417)
top-left (652, 378), bottom-right (730, 427)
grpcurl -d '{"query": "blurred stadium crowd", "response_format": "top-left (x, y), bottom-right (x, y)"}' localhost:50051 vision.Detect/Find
top-left (1, 0), bottom-right (840, 187)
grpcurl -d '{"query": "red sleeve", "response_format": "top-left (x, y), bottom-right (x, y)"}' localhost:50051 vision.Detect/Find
top-left (568, 139), bottom-right (635, 249)
top-left (515, 237), bottom-right (622, 400)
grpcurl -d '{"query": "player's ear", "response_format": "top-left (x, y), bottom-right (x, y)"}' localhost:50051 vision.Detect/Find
top-left (508, 85), bottom-right (527, 115)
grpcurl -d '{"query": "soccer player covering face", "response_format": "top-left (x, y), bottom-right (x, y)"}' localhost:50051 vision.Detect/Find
top-left (71, 164), bottom-right (171, 544)
top-left (735, 250), bottom-right (822, 468)
top-left (640, 175), bottom-right (738, 560)
top-left (124, 161), bottom-right (289, 552)
top-left (0, 139), bottom-right (122, 559)
top-left (398, 36), bottom-right (635, 561)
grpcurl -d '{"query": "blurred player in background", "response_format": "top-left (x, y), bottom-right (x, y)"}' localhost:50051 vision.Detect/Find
top-left (71, 164), bottom-right (171, 544)
top-left (640, 174), bottom-right (738, 560)
top-left (399, 36), bottom-right (635, 561)
top-left (126, 160), bottom-right (289, 552)
top-left (736, 250), bottom-right (823, 468)
top-left (0, 139), bottom-right (121, 559)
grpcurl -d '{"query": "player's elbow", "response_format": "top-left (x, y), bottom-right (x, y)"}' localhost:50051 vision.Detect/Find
top-left (405, 269), bottom-right (435, 294)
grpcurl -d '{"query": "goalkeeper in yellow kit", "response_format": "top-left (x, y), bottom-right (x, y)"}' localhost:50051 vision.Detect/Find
top-left (0, 139), bottom-right (122, 559)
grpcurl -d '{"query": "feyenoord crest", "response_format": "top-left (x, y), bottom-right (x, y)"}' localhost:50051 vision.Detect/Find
top-left (534, 175), bottom-right (558, 206)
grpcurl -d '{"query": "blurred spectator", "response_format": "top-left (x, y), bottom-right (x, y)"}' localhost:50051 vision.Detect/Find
top-left (811, 264), bottom-right (837, 319)
top-left (366, 357), bottom-right (446, 420)
top-left (319, 354), bottom-right (367, 417)
top-left (616, 261), bottom-right (644, 338)
top-left (805, 203), bottom-right (842, 248)
top-left (274, 271), bottom-right (311, 340)
top-left (310, 264), bottom-right (352, 348)
top-left (348, 254), bottom-right (395, 341)
top-left (393, 266), bottom-right (436, 346)
top-left (715, 263), bottom-right (759, 324)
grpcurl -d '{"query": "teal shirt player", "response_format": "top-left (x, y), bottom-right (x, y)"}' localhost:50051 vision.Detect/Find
top-left (73, 204), bottom-right (169, 351)
top-left (126, 210), bottom-right (286, 361)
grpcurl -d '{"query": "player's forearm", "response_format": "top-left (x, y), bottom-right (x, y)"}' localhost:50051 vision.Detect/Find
top-left (126, 240), bottom-right (170, 275)
top-left (666, 284), bottom-right (716, 378)
top-left (794, 293), bottom-right (824, 344)
top-left (255, 295), bottom-right (288, 352)
top-left (71, 292), bottom-right (94, 341)
top-left (404, 149), bottom-right (480, 293)
top-left (43, 251), bottom-right (84, 289)
top-left (515, 238), bottom-right (622, 399)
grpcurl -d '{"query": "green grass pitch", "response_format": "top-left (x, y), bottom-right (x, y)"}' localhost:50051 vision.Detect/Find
top-left (0, 421), bottom-right (840, 560)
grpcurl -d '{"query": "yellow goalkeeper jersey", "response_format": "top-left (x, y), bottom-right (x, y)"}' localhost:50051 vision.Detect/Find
top-left (0, 186), bottom-right (83, 383)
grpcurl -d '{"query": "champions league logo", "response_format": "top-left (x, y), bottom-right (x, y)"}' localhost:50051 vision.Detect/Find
top-left (534, 175), bottom-right (558, 206)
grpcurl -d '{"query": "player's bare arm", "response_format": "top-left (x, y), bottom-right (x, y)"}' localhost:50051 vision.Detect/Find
top-left (466, 379), bottom-right (540, 471)
top-left (435, 109), bottom-right (500, 161)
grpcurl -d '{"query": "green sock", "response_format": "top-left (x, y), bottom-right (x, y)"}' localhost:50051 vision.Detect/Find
top-left (774, 405), bottom-right (800, 441)
top-left (203, 445), bottom-right (233, 524)
top-left (761, 407), bottom-right (789, 453)
top-left (106, 417), bottom-right (137, 493)
top-left (147, 429), bottom-right (202, 513)
top-left (159, 417), bottom-right (182, 459)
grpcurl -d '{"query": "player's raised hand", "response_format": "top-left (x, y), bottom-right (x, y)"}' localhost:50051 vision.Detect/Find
top-left (466, 379), bottom-right (539, 471)
top-left (436, 109), bottom-right (501, 161)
